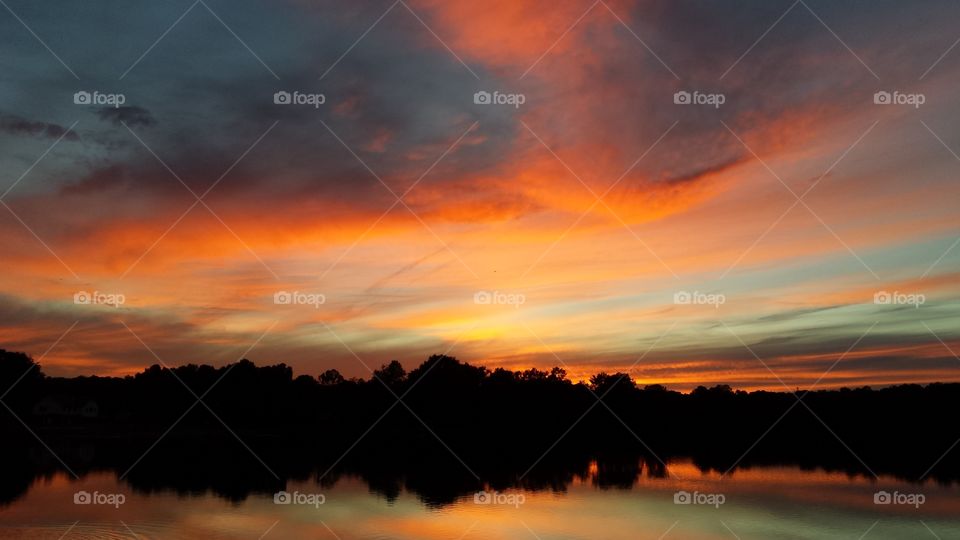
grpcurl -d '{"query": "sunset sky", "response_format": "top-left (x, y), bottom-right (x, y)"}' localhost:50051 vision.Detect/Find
top-left (1, 0), bottom-right (959, 390)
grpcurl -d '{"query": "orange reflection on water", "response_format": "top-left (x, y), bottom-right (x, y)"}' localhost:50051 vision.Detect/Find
top-left (2, 460), bottom-right (960, 539)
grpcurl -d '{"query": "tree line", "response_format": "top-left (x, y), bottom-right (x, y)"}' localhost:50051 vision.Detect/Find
top-left (2, 348), bottom-right (959, 484)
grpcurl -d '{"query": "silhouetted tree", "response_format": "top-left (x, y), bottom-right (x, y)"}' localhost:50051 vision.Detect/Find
top-left (406, 355), bottom-right (486, 391)
top-left (373, 360), bottom-right (406, 388)
top-left (520, 368), bottom-right (549, 382)
top-left (0, 350), bottom-right (41, 388)
top-left (590, 372), bottom-right (635, 395)
top-left (319, 369), bottom-right (345, 385)
top-left (549, 367), bottom-right (568, 383)
top-left (488, 367), bottom-right (516, 384)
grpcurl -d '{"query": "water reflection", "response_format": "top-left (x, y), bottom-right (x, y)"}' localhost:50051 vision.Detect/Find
top-left (1, 455), bottom-right (960, 539)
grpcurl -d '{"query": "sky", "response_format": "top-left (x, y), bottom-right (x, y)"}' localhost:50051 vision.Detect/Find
top-left (1, 0), bottom-right (959, 390)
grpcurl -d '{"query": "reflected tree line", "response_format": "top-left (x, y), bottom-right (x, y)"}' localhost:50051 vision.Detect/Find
top-left (1, 348), bottom-right (959, 506)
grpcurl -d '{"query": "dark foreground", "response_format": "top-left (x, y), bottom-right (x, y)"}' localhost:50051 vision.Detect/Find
top-left (2, 349), bottom-right (959, 508)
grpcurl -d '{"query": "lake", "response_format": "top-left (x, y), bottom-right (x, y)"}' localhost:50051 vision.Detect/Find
top-left (1, 460), bottom-right (957, 539)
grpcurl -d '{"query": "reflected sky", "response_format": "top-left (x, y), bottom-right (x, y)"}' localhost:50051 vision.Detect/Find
top-left (2, 461), bottom-right (959, 539)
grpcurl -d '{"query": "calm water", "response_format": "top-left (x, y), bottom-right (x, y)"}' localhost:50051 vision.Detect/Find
top-left (1, 461), bottom-right (958, 539)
